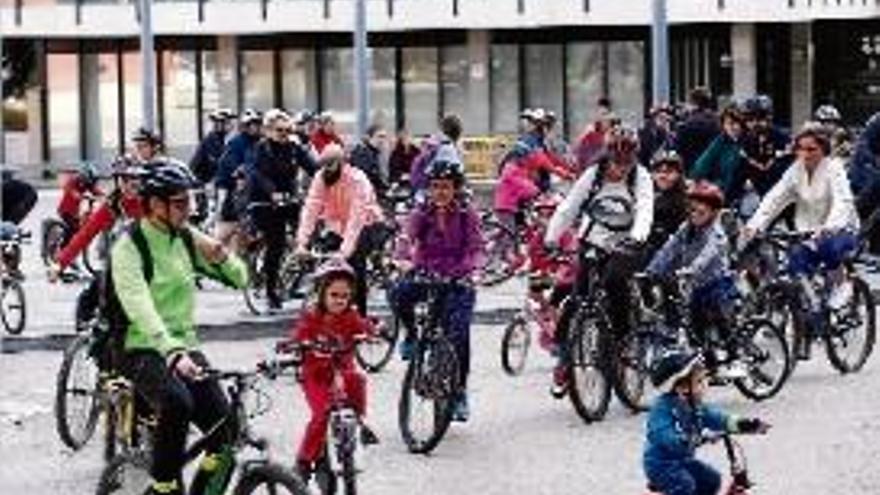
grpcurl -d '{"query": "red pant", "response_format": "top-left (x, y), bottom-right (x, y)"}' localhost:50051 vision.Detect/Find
top-left (297, 367), bottom-right (367, 463)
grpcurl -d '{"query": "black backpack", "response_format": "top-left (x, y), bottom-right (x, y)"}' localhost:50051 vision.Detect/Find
top-left (97, 222), bottom-right (208, 370)
top-left (583, 155), bottom-right (639, 207)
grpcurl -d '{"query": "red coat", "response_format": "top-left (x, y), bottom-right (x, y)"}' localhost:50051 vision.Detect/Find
top-left (55, 194), bottom-right (143, 269)
top-left (57, 177), bottom-right (101, 219)
top-left (290, 307), bottom-right (373, 381)
top-left (310, 129), bottom-right (344, 154)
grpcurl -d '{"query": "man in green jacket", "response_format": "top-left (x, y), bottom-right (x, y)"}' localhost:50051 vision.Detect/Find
top-left (690, 105), bottom-right (749, 205)
top-left (112, 160), bottom-right (247, 495)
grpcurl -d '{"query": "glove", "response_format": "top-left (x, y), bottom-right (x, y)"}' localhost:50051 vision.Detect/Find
top-left (736, 417), bottom-right (770, 434)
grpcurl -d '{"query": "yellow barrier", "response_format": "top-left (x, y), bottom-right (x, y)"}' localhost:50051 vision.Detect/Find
top-left (460, 135), bottom-right (517, 179)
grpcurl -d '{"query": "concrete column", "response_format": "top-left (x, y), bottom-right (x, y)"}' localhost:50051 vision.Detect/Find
top-left (731, 23), bottom-right (757, 100)
top-left (465, 30), bottom-right (490, 135)
top-left (216, 36), bottom-right (240, 112)
top-left (81, 53), bottom-right (102, 160)
top-left (26, 87), bottom-right (42, 166)
top-left (790, 23), bottom-right (813, 129)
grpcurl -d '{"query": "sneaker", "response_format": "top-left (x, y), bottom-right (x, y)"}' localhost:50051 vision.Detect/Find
top-left (828, 280), bottom-right (854, 310)
top-left (360, 423), bottom-right (380, 446)
top-left (550, 366), bottom-right (569, 399)
top-left (267, 294), bottom-right (283, 313)
top-left (293, 459), bottom-right (312, 484)
top-left (399, 339), bottom-right (415, 361)
top-left (452, 393), bottom-right (470, 422)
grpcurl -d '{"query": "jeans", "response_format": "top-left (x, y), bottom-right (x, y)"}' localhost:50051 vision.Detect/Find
top-left (787, 232), bottom-right (857, 277)
top-left (123, 350), bottom-right (231, 484)
top-left (647, 459), bottom-right (722, 495)
top-left (390, 277), bottom-right (476, 390)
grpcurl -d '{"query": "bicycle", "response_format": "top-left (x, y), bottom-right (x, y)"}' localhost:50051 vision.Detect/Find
top-left (95, 361), bottom-right (309, 495)
top-left (0, 221), bottom-right (29, 334)
top-left (745, 230), bottom-right (876, 374)
top-left (42, 180), bottom-right (102, 277)
top-left (397, 273), bottom-right (467, 454)
top-left (277, 338), bottom-right (372, 495)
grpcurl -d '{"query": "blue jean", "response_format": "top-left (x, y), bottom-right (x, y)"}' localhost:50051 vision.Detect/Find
top-left (787, 232), bottom-right (857, 277)
top-left (647, 459), bottom-right (722, 495)
top-left (389, 277), bottom-right (476, 390)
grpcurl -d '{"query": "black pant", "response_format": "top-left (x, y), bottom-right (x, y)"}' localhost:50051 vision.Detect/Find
top-left (123, 350), bottom-right (231, 484)
top-left (1, 178), bottom-right (37, 225)
top-left (555, 247), bottom-right (646, 363)
top-left (252, 203), bottom-right (299, 302)
top-left (346, 223), bottom-right (390, 315)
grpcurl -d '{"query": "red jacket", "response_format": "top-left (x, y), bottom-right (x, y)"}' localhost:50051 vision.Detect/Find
top-left (310, 129), bottom-right (344, 154)
top-left (55, 194), bottom-right (143, 269)
top-left (290, 307), bottom-right (373, 381)
top-left (57, 177), bottom-right (101, 220)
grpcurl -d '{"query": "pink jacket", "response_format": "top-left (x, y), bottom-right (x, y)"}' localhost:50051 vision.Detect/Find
top-left (493, 151), bottom-right (573, 212)
top-left (296, 164), bottom-right (384, 257)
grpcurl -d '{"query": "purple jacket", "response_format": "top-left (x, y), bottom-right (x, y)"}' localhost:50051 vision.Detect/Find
top-left (401, 202), bottom-right (484, 278)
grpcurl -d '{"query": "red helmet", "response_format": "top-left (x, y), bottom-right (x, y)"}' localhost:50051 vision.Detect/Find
top-left (687, 181), bottom-right (725, 210)
top-left (605, 125), bottom-right (639, 156)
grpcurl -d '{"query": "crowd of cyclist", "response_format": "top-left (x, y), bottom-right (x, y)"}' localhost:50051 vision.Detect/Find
top-left (26, 84), bottom-right (880, 495)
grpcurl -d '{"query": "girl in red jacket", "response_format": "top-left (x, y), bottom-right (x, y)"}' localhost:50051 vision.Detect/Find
top-left (288, 259), bottom-right (378, 481)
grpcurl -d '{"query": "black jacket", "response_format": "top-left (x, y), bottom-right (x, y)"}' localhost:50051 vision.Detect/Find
top-left (647, 183), bottom-right (689, 254)
top-left (351, 140), bottom-right (388, 195)
top-left (249, 139), bottom-right (316, 203)
top-left (676, 109), bottom-right (720, 173)
top-left (189, 130), bottom-right (227, 184)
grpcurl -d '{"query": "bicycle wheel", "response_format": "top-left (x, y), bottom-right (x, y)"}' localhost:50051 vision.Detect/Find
top-left (733, 318), bottom-right (792, 401)
top-left (83, 232), bottom-right (109, 276)
top-left (355, 315), bottom-right (399, 373)
top-left (95, 451), bottom-right (152, 495)
top-left (500, 316), bottom-right (531, 376)
top-left (242, 247), bottom-right (268, 315)
top-left (398, 337), bottom-right (459, 454)
top-left (566, 309), bottom-right (611, 423)
top-left (41, 218), bottom-right (66, 268)
top-left (234, 463), bottom-right (311, 495)
top-left (612, 329), bottom-right (661, 413)
top-left (478, 218), bottom-right (518, 287)
top-left (55, 333), bottom-right (101, 450)
top-left (0, 278), bottom-right (26, 334)
top-left (825, 277), bottom-right (876, 374)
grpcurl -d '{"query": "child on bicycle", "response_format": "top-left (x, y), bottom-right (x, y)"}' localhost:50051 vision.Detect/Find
top-left (56, 162), bottom-right (102, 252)
top-left (390, 154), bottom-right (484, 422)
top-left (284, 259), bottom-right (379, 481)
top-left (644, 351), bottom-right (769, 495)
top-left (646, 181), bottom-right (742, 378)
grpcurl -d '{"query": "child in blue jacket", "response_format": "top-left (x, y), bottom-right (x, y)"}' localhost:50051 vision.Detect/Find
top-left (643, 352), bottom-right (769, 495)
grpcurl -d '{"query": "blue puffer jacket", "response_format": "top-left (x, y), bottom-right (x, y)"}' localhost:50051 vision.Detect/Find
top-left (849, 112), bottom-right (880, 218)
top-left (215, 132), bottom-right (259, 190)
top-left (643, 393), bottom-right (732, 480)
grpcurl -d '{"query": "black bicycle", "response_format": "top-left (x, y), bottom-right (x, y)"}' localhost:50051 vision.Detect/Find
top-left (95, 361), bottom-right (308, 495)
top-left (397, 273), bottom-right (466, 454)
top-left (0, 221), bottom-right (29, 334)
top-left (745, 230), bottom-right (876, 374)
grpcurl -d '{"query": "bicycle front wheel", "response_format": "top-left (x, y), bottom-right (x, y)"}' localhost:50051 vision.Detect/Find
top-left (733, 318), bottom-right (792, 401)
top-left (1, 278), bottom-right (26, 334)
top-left (398, 337), bottom-right (459, 454)
top-left (478, 218), bottom-right (518, 287)
top-left (825, 277), bottom-right (876, 374)
top-left (242, 247), bottom-right (268, 315)
top-left (612, 328), bottom-right (662, 413)
top-left (41, 218), bottom-right (67, 268)
top-left (567, 309), bottom-right (611, 423)
top-left (234, 463), bottom-right (310, 495)
top-left (55, 333), bottom-right (102, 450)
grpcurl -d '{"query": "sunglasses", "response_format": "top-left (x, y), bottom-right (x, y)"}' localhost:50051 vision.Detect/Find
top-left (273, 127), bottom-right (292, 134)
top-left (166, 196), bottom-right (191, 210)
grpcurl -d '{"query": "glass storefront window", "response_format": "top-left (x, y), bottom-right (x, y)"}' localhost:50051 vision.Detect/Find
top-left (322, 48), bottom-right (355, 135)
top-left (490, 44), bottom-right (520, 134)
top-left (241, 51), bottom-right (274, 113)
top-left (282, 49), bottom-right (318, 114)
top-left (607, 41), bottom-right (645, 127)
top-left (161, 50), bottom-right (198, 159)
top-left (441, 45), bottom-right (468, 125)
top-left (524, 44), bottom-right (564, 119)
top-left (201, 50), bottom-right (222, 125)
top-left (566, 42), bottom-right (604, 139)
top-left (370, 47), bottom-right (397, 131)
top-left (47, 54), bottom-right (80, 164)
top-left (122, 52), bottom-right (144, 142)
top-left (402, 47), bottom-right (438, 137)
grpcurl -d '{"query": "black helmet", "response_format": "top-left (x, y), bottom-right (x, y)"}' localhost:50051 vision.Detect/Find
top-left (650, 351), bottom-right (703, 393)
top-left (131, 127), bottom-right (163, 146)
top-left (743, 94), bottom-right (773, 118)
top-left (77, 162), bottom-right (101, 188)
top-left (240, 108), bottom-right (263, 125)
top-left (650, 149), bottom-right (683, 171)
top-left (294, 109), bottom-right (316, 126)
top-left (814, 104), bottom-right (842, 124)
top-left (427, 145), bottom-right (465, 185)
top-left (138, 159), bottom-right (198, 198)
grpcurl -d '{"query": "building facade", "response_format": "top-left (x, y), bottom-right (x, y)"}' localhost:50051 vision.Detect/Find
top-left (2, 0), bottom-right (879, 169)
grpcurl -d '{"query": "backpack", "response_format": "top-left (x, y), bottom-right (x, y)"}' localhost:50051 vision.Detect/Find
top-left (97, 222), bottom-right (215, 370)
top-left (583, 155), bottom-right (639, 208)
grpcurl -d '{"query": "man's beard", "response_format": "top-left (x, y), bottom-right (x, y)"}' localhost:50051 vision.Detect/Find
top-left (323, 167), bottom-right (342, 186)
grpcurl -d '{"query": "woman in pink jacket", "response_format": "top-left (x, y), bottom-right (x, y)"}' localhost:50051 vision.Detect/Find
top-left (295, 144), bottom-right (387, 314)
